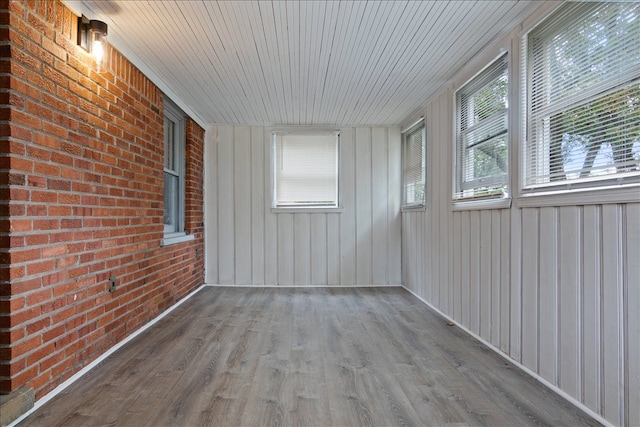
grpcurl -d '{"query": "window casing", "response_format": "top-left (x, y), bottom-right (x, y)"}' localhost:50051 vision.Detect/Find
top-left (272, 131), bottom-right (339, 208)
top-left (402, 121), bottom-right (425, 207)
top-left (455, 54), bottom-right (509, 201)
top-left (523, 2), bottom-right (640, 193)
top-left (164, 100), bottom-right (186, 236)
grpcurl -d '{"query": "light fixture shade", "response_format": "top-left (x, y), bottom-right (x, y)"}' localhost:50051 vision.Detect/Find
top-left (77, 15), bottom-right (108, 64)
top-left (89, 19), bottom-right (108, 37)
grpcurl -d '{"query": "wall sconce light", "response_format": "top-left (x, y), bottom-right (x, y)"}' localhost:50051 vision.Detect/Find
top-left (77, 15), bottom-right (108, 64)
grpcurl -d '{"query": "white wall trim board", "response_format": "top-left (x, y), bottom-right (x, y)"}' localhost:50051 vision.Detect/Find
top-left (402, 286), bottom-right (613, 427)
top-left (7, 285), bottom-right (208, 427)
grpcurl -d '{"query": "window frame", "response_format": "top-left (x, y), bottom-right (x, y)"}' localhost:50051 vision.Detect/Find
top-left (271, 130), bottom-right (342, 213)
top-left (162, 98), bottom-right (193, 246)
top-left (401, 119), bottom-right (426, 210)
top-left (520, 1), bottom-right (640, 202)
top-left (453, 53), bottom-right (512, 208)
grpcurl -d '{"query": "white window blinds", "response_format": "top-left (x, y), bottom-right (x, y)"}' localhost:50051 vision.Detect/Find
top-left (455, 54), bottom-right (509, 200)
top-left (402, 121), bottom-right (425, 206)
top-left (273, 131), bottom-right (339, 207)
top-left (525, 2), bottom-right (640, 189)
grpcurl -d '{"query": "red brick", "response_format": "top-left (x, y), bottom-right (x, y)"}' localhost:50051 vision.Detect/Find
top-left (10, 248), bottom-right (40, 263)
top-left (26, 233), bottom-right (48, 246)
top-left (33, 161), bottom-right (60, 176)
top-left (42, 244), bottom-right (67, 258)
top-left (10, 219), bottom-right (32, 233)
top-left (26, 316), bottom-right (51, 334)
top-left (2, 0), bottom-right (204, 400)
top-left (26, 260), bottom-right (55, 275)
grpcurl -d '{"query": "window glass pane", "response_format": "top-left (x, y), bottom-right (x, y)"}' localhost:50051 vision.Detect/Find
top-left (455, 54), bottom-right (509, 200)
top-left (402, 123), bottom-right (425, 206)
top-left (164, 172), bottom-right (178, 229)
top-left (163, 99), bottom-right (185, 235)
top-left (463, 134), bottom-right (508, 189)
top-left (274, 132), bottom-right (339, 207)
top-left (165, 118), bottom-right (175, 172)
top-left (526, 2), bottom-right (640, 189)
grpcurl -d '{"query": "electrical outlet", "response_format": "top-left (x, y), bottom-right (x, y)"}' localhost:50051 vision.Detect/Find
top-left (108, 275), bottom-right (116, 293)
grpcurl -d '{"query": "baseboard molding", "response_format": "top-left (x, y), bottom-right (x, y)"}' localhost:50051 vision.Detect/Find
top-left (204, 283), bottom-right (404, 288)
top-left (8, 284), bottom-right (207, 427)
top-left (401, 285), bottom-right (613, 427)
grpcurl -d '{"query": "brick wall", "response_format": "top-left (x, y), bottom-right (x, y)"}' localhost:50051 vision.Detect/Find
top-left (0, 0), bottom-right (205, 398)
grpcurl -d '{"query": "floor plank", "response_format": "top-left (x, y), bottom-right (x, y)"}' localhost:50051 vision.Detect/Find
top-left (20, 287), bottom-right (600, 427)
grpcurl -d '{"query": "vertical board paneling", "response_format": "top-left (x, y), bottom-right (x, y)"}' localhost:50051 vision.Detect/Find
top-left (439, 93), bottom-right (451, 313)
top-left (490, 210), bottom-right (501, 348)
top-left (460, 211), bottom-right (470, 328)
top-left (469, 211), bottom-right (480, 335)
top-left (340, 128), bottom-right (356, 285)
top-left (294, 214), bottom-right (311, 285)
top-left (387, 130), bottom-right (402, 285)
top-left (310, 214), bottom-right (328, 285)
top-left (601, 204), bottom-right (622, 426)
top-left (500, 210), bottom-right (510, 353)
top-left (416, 211), bottom-right (424, 297)
top-left (452, 212), bottom-right (462, 322)
top-left (208, 125), bottom-right (400, 288)
top-left (521, 208), bottom-right (538, 372)
top-left (538, 207), bottom-right (557, 383)
top-left (264, 129), bottom-right (278, 285)
top-left (626, 203), bottom-right (640, 427)
top-left (559, 206), bottom-right (580, 398)
top-left (204, 127), bottom-right (218, 284)
top-left (277, 213), bottom-right (294, 285)
top-left (430, 102), bottom-right (440, 306)
top-left (582, 205), bottom-right (601, 412)
top-left (426, 105), bottom-right (435, 301)
top-left (355, 128), bottom-right (373, 285)
top-left (392, 16), bottom-right (638, 426)
top-left (422, 211), bottom-right (436, 295)
top-left (217, 125), bottom-right (235, 284)
top-left (371, 128), bottom-right (388, 285)
top-left (480, 210), bottom-right (492, 341)
top-left (402, 214), bottom-right (410, 291)
top-left (327, 214), bottom-right (340, 285)
top-left (510, 205), bottom-right (522, 361)
top-left (234, 126), bottom-right (252, 285)
top-left (251, 127), bottom-right (265, 285)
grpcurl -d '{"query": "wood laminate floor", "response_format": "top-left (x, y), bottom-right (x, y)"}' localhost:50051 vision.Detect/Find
top-left (20, 286), bottom-right (599, 427)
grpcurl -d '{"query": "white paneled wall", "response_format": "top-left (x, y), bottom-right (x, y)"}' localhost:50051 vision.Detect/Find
top-left (401, 24), bottom-right (640, 427)
top-left (205, 126), bottom-right (402, 287)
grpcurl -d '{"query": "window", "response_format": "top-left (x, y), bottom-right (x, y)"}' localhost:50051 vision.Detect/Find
top-left (164, 99), bottom-right (186, 236)
top-left (455, 54), bottom-right (509, 201)
top-left (524, 2), bottom-right (640, 192)
top-left (272, 131), bottom-right (339, 208)
top-left (402, 120), bottom-right (425, 207)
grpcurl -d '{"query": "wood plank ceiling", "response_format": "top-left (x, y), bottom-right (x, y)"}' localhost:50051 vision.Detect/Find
top-left (71, 0), bottom-right (537, 127)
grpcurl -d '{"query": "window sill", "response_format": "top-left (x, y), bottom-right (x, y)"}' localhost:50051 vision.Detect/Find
top-left (452, 197), bottom-right (512, 211)
top-left (517, 184), bottom-right (640, 208)
top-left (271, 206), bottom-right (344, 214)
top-left (401, 204), bottom-right (426, 212)
top-left (161, 233), bottom-right (195, 246)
